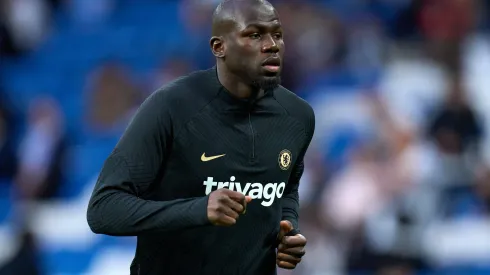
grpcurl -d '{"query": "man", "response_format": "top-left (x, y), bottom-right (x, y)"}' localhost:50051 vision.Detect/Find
top-left (86, 0), bottom-right (315, 274)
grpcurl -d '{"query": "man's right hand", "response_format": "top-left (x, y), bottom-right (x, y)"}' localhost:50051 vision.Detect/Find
top-left (207, 189), bottom-right (252, 226)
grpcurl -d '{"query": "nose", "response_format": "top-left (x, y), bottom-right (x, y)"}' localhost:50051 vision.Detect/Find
top-left (262, 35), bottom-right (279, 53)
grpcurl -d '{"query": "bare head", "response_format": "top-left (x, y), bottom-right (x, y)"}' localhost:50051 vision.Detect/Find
top-left (210, 0), bottom-right (285, 92)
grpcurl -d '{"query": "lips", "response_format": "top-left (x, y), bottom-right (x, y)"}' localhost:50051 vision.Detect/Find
top-left (262, 57), bottom-right (281, 67)
top-left (262, 57), bottom-right (281, 73)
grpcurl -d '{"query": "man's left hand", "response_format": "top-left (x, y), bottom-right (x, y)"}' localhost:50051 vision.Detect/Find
top-left (276, 220), bottom-right (306, 269)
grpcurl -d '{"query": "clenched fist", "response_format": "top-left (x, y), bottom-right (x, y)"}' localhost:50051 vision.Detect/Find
top-left (207, 189), bottom-right (252, 226)
top-left (276, 220), bottom-right (306, 269)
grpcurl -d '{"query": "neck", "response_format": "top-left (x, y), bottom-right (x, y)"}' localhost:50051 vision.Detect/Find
top-left (216, 63), bottom-right (262, 99)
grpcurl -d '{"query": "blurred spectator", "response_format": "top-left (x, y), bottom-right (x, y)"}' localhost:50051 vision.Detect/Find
top-left (275, 2), bottom-right (346, 91)
top-left (14, 97), bottom-right (67, 201)
top-left (0, 0), bottom-right (51, 54)
top-left (419, 0), bottom-right (476, 41)
top-left (424, 75), bottom-right (484, 222)
top-left (418, 0), bottom-right (477, 72)
top-left (427, 76), bottom-right (483, 157)
top-left (84, 61), bottom-right (140, 136)
top-left (315, 93), bottom-right (427, 274)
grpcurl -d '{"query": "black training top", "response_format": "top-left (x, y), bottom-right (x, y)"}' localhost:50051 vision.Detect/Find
top-left (86, 67), bottom-right (315, 275)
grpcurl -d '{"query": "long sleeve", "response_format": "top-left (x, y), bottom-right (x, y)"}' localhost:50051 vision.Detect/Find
top-left (86, 91), bottom-right (210, 236)
top-left (281, 108), bottom-right (315, 231)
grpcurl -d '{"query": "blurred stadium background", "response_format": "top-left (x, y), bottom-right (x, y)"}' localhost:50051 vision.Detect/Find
top-left (1, 0), bottom-right (490, 274)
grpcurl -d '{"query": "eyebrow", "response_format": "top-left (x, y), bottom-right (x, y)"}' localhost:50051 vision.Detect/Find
top-left (244, 21), bottom-right (282, 30)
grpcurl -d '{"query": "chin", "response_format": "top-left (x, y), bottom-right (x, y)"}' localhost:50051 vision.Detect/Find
top-left (253, 75), bottom-right (281, 90)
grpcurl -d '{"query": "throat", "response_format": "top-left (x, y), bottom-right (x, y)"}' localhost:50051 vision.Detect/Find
top-left (236, 86), bottom-right (262, 100)
top-left (224, 80), bottom-right (263, 100)
top-left (215, 64), bottom-right (265, 100)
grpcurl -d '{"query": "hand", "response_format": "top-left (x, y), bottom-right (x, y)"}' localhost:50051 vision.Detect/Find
top-left (207, 189), bottom-right (252, 226)
top-left (276, 220), bottom-right (306, 269)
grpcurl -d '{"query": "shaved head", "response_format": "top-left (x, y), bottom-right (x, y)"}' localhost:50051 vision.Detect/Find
top-left (211, 0), bottom-right (274, 36)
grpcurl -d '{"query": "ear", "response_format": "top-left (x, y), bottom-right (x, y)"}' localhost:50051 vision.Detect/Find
top-left (210, 36), bottom-right (225, 58)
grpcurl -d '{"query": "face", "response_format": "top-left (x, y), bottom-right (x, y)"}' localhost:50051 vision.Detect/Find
top-left (220, 3), bottom-right (285, 90)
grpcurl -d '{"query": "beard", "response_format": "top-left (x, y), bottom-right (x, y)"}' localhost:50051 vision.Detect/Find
top-left (251, 75), bottom-right (281, 91)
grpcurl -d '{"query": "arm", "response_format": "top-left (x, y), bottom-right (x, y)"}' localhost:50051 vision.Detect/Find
top-left (86, 91), bottom-right (210, 236)
top-left (281, 109), bottom-right (315, 231)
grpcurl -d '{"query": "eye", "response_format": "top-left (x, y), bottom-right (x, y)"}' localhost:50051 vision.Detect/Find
top-left (273, 33), bottom-right (283, 39)
top-left (249, 33), bottom-right (261, 39)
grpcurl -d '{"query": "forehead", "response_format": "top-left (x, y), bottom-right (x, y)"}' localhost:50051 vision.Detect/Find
top-left (234, 3), bottom-right (280, 30)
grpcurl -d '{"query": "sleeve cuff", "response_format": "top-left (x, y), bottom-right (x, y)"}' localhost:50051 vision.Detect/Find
top-left (188, 196), bottom-right (211, 226)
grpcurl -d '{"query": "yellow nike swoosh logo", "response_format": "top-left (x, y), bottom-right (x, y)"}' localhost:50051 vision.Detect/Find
top-left (201, 153), bottom-right (226, 162)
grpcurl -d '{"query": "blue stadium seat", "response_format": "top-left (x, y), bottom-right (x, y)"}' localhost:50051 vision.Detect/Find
top-left (40, 248), bottom-right (95, 275)
top-left (0, 179), bottom-right (13, 224)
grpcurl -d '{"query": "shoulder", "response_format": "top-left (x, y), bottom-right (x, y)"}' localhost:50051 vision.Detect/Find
top-left (144, 68), bottom-right (219, 121)
top-left (152, 69), bottom-right (218, 107)
top-left (273, 86), bottom-right (315, 134)
top-left (273, 86), bottom-right (314, 119)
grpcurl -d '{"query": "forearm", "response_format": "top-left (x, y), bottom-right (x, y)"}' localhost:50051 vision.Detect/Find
top-left (87, 149), bottom-right (210, 236)
top-left (281, 159), bottom-right (303, 230)
top-left (281, 190), bottom-right (299, 230)
top-left (87, 190), bottom-right (210, 236)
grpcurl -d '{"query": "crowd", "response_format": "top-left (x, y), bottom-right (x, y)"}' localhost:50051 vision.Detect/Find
top-left (1, 0), bottom-right (490, 274)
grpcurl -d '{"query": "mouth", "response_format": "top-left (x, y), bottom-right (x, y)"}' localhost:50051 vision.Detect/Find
top-left (261, 57), bottom-right (281, 73)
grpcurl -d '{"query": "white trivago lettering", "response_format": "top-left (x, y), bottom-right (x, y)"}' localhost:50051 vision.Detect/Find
top-left (203, 176), bottom-right (286, 207)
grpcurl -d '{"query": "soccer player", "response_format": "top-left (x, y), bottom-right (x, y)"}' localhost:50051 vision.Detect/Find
top-left (86, 0), bottom-right (315, 274)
